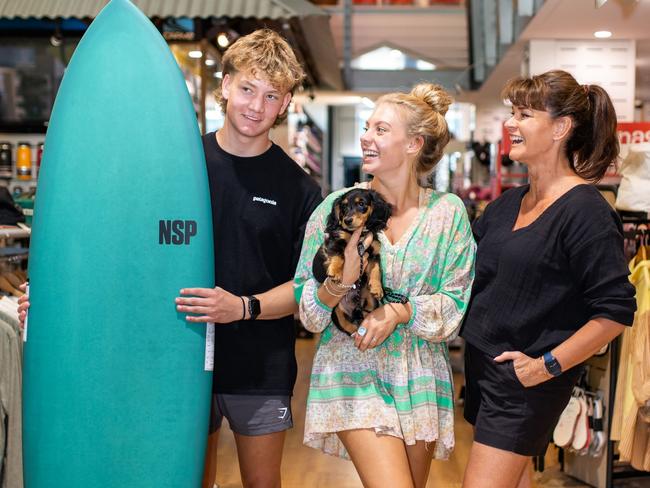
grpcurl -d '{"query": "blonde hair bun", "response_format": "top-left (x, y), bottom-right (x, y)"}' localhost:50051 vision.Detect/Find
top-left (410, 83), bottom-right (452, 116)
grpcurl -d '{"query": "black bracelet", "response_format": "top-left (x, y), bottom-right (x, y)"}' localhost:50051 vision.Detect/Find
top-left (240, 296), bottom-right (246, 320)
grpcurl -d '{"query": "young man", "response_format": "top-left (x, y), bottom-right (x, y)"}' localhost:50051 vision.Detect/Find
top-left (174, 29), bottom-right (322, 488)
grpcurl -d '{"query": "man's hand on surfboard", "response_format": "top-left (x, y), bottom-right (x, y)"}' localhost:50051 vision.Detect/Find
top-left (176, 287), bottom-right (244, 323)
top-left (18, 282), bottom-right (29, 330)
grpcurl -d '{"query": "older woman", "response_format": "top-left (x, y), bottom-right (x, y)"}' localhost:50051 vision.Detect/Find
top-left (460, 70), bottom-right (637, 488)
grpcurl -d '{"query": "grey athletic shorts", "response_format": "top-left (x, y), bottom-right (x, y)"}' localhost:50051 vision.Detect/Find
top-left (208, 393), bottom-right (293, 436)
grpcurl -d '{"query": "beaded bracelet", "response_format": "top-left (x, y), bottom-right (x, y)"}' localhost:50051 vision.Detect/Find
top-left (331, 278), bottom-right (355, 290)
top-left (323, 277), bottom-right (355, 296)
top-left (323, 278), bottom-right (346, 296)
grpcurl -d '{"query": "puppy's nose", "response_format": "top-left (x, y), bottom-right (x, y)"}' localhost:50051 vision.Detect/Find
top-left (344, 217), bottom-right (353, 226)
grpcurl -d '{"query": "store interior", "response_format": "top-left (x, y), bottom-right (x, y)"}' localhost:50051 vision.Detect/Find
top-left (1, 0), bottom-right (649, 487)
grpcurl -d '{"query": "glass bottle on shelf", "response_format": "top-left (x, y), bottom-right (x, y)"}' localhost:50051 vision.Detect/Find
top-left (16, 142), bottom-right (32, 181)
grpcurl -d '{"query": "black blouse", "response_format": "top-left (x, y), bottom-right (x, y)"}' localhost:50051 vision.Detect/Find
top-left (460, 184), bottom-right (636, 357)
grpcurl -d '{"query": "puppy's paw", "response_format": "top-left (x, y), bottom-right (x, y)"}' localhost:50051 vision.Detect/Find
top-left (369, 281), bottom-right (384, 300)
top-left (367, 260), bottom-right (384, 299)
top-left (327, 255), bottom-right (345, 281)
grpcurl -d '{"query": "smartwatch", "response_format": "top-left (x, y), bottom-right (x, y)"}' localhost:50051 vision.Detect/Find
top-left (543, 351), bottom-right (562, 377)
top-left (247, 296), bottom-right (260, 320)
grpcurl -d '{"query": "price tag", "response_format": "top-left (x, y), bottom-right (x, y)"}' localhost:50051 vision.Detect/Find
top-left (204, 322), bottom-right (214, 371)
top-left (23, 283), bottom-right (29, 342)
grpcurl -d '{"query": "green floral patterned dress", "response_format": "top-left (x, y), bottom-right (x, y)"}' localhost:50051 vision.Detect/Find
top-left (293, 183), bottom-right (476, 460)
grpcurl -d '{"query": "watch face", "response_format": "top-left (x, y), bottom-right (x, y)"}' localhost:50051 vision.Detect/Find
top-left (545, 358), bottom-right (561, 376)
top-left (248, 296), bottom-right (260, 317)
top-left (543, 352), bottom-right (561, 376)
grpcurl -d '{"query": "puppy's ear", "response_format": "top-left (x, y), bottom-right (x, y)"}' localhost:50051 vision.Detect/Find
top-left (367, 190), bottom-right (393, 232)
top-left (325, 194), bottom-right (344, 234)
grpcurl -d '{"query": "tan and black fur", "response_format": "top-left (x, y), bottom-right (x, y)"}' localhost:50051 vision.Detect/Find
top-left (312, 188), bottom-right (392, 335)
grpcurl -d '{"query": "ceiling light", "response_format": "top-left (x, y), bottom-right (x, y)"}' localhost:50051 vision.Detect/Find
top-left (594, 30), bottom-right (612, 38)
top-left (188, 50), bottom-right (203, 58)
top-left (50, 33), bottom-right (63, 47)
top-left (205, 59), bottom-right (216, 66)
top-left (217, 33), bottom-right (230, 48)
top-left (214, 71), bottom-right (223, 79)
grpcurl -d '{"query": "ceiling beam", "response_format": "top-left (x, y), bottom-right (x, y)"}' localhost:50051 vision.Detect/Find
top-left (348, 69), bottom-right (469, 93)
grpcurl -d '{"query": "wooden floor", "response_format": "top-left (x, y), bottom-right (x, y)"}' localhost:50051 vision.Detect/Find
top-left (212, 337), bottom-right (592, 488)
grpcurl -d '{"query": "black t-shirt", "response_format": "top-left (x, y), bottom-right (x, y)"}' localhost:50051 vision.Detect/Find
top-left (203, 132), bottom-right (322, 395)
top-left (460, 184), bottom-right (636, 357)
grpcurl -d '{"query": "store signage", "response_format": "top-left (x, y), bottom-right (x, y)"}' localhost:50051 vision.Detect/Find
top-left (159, 219), bottom-right (197, 245)
top-left (617, 122), bottom-right (650, 145)
top-left (617, 122), bottom-right (650, 159)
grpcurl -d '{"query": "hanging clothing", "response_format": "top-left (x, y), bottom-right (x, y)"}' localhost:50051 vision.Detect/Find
top-left (618, 250), bottom-right (650, 471)
top-left (0, 295), bottom-right (22, 488)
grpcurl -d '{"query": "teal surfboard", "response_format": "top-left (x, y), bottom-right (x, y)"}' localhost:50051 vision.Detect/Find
top-left (23, 1), bottom-right (214, 486)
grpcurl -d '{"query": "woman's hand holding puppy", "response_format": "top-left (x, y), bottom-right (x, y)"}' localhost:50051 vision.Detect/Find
top-left (318, 228), bottom-right (373, 308)
top-left (341, 228), bottom-right (374, 286)
top-left (353, 302), bottom-right (412, 351)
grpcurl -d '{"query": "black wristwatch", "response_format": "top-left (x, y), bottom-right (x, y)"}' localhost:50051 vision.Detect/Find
top-left (543, 351), bottom-right (562, 377)
top-left (247, 295), bottom-right (260, 320)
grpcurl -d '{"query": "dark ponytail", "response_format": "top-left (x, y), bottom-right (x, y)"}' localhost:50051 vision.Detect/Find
top-left (569, 84), bottom-right (619, 181)
top-left (502, 70), bottom-right (619, 182)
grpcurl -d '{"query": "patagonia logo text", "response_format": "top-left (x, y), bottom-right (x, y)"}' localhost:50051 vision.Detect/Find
top-left (159, 220), bottom-right (197, 245)
top-left (252, 196), bottom-right (277, 206)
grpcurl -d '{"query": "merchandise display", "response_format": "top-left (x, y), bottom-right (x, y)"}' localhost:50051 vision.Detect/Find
top-left (0, 142), bottom-right (12, 178)
top-left (14, 142), bottom-right (31, 181)
top-left (612, 225), bottom-right (650, 470)
top-left (0, 294), bottom-right (22, 488)
top-left (616, 142), bottom-right (650, 213)
top-left (22, 1), bottom-right (213, 486)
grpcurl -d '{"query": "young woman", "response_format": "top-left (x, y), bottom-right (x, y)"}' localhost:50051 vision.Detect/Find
top-left (460, 70), bottom-right (637, 488)
top-left (294, 83), bottom-right (476, 488)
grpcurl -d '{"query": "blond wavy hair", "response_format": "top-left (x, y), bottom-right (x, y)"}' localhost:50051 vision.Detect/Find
top-left (376, 83), bottom-right (452, 186)
top-left (215, 29), bottom-right (305, 126)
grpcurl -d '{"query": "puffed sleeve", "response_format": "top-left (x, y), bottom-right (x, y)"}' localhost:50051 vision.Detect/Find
top-left (408, 196), bottom-right (476, 342)
top-left (293, 191), bottom-right (344, 333)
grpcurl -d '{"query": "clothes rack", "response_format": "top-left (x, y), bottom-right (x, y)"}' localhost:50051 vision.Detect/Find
top-left (606, 213), bottom-right (650, 486)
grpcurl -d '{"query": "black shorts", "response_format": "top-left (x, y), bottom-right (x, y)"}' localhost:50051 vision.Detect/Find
top-left (208, 394), bottom-right (293, 436)
top-left (463, 342), bottom-right (583, 456)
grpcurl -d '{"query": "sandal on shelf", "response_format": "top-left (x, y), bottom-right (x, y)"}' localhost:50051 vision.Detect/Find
top-left (589, 396), bottom-right (606, 457)
top-left (578, 396), bottom-right (593, 455)
top-left (572, 393), bottom-right (590, 452)
top-left (554, 393), bottom-right (581, 448)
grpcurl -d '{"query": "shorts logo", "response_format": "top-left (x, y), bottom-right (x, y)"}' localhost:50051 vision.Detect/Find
top-left (277, 407), bottom-right (288, 420)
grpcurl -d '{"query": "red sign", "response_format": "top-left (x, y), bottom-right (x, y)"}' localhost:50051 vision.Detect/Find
top-left (617, 122), bottom-right (650, 147)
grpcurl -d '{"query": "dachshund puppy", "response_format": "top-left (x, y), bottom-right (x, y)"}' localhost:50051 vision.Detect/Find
top-left (312, 188), bottom-right (392, 335)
